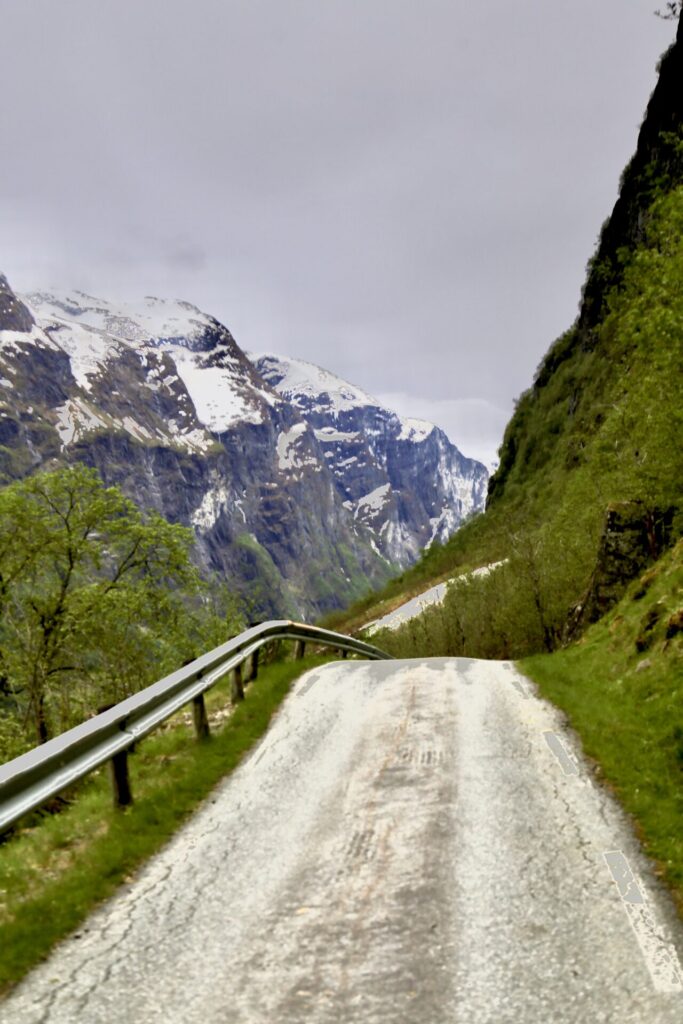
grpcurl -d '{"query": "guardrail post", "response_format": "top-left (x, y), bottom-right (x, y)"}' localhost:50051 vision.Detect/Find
top-left (0, 622), bottom-right (392, 837)
top-left (110, 750), bottom-right (133, 809)
top-left (244, 649), bottom-right (259, 684)
top-left (231, 663), bottom-right (245, 703)
top-left (294, 639), bottom-right (306, 660)
top-left (192, 693), bottom-right (211, 741)
top-left (341, 648), bottom-right (349, 659)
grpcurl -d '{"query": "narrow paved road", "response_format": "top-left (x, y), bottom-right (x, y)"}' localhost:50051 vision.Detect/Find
top-left (3, 658), bottom-right (683, 1023)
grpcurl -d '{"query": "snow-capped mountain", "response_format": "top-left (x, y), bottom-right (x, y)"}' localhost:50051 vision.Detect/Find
top-left (0, 274), bottom-right (487, 616)
top-left (252, 354), bottom-right (488, 563)
top-left (24, 287), bottom-right (279, 448)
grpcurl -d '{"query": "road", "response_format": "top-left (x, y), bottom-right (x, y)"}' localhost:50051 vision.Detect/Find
top-left (2, 658), bottom-right (683, 1023)
top-left (363, 561), bottom-right (505, 634)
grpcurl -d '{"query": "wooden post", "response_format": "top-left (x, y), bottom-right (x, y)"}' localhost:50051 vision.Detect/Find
top-left (294, 639), bottom-right (306, 660)
top-left (110, 749), bottom-right (133, 809)
top-left (231, 662), bottom-right (245, 703)
top-left (192, 693), bottom-right (210, 741)
top-left (244, 649), bottom-right (259, 684)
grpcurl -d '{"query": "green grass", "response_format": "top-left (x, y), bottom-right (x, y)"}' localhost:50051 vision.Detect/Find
top-left (0, 653), bottom-right (331, 994)
top-left (521, 540), bottom-right (683, 910)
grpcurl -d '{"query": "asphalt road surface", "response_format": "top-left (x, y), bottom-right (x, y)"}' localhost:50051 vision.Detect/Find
top-left (3, 658), bottom-right (683, 1023)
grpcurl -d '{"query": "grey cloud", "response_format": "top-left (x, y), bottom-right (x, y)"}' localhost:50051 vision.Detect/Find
top-left (0, 0), bottom-right (676, 456)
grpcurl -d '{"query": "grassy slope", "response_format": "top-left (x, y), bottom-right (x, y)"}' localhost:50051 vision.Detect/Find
top-left (0, 654), bottom-right (331, 995)
top-left (522, 541), bottom-right (683, 909)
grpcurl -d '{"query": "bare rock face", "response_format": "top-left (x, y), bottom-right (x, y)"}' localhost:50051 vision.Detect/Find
top-left (0, 276), bottom-right (487, 617)
top-left (567, 501), bottom-right (676, 636)
top-left (252, 353), bottom-right (488, 566)
top-left (0, 274), bottom-right (34, 333)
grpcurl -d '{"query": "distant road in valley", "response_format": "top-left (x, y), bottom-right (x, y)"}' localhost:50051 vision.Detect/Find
top-left (3, 659), bottom-right (683, 1023)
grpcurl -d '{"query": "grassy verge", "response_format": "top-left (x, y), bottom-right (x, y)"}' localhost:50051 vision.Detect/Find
top-left (521, 540), bottom-right (683, 911)
top-left (0, 654), bottom-right (331, 994)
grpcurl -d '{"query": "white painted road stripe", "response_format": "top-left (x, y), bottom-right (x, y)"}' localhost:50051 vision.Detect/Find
top-left (509, 675), bottom-right (530, 699)
top-left (604, 851), bottom-right (683, 994)
top-left (543, 730), bottom-right (580, 776)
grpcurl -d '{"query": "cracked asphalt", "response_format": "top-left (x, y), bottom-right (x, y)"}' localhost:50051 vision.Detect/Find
top-left (2, 658), bottom-right (683, 1023)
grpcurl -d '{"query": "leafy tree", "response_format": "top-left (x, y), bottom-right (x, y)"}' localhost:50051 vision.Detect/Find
top-left (654, 3), bottom-right (682, 20)
top-left (0, 465), bottom-right (228, 746)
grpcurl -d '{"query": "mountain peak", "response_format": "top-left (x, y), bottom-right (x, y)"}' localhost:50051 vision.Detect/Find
top-left (250, 351), bottom-right (488, 560)
top-left (250, 352), bottom-right (380, 415)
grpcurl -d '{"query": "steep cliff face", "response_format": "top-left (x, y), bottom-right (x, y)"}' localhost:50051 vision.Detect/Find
top-left (0, 282), bottom-right (486, 617)
top-left (253, 354), bottom-right (488, 564)
top-left (488, 13), bottom-right (683, 506)
top-left (578, 13), bottom-right (683, 342)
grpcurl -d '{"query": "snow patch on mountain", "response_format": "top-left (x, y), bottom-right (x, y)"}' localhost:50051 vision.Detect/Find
top-left (53, 399), bottom-right (108, 446)
top-left (0, 325), bottom-right (48, 350)
top-left (314, 427), bottom-right (361, 443)
top-left (277, 423), bottom-right (310, 471)
top-left (191, 482), bottom-right (231, 531)
top-left (36, 316), bottom-right (122, 391)
top-left (19, 290), bottom-right (285, 440)
top-left (251, 352), bottom-right (378, 414)
top-left (398, 418), bottom-right (434, 442)
top-left (26, 291), bottom-right (212, 348)
top-left (166, 346), bottom-right (264, 432)
top-left (356, 483), bottom-right (391, 519)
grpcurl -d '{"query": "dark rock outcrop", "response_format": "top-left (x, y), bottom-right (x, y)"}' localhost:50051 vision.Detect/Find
top-left (567, 501), bottom-right (677, 636)
top-left (0, 274), bottom-right (34, 333)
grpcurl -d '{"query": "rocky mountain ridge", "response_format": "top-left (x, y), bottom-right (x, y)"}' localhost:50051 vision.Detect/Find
top-left (252, 353), bottom-right (487, 564)
top-left (0, 275), bottom-right (487, 617)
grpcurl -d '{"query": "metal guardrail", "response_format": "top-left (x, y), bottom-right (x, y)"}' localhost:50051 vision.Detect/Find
top-left (0, 620), bottom-right (391, 835)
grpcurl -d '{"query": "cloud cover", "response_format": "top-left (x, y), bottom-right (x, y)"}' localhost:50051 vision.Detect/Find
top-left (0, 1), bottom-right (676, 466)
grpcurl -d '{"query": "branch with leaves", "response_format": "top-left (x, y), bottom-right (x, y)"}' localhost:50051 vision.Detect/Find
top-left (654, 2), bottom-right (682, 20)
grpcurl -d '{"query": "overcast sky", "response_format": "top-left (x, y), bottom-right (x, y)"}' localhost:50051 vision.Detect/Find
top-left (0, 1), bottom-right (677, 466)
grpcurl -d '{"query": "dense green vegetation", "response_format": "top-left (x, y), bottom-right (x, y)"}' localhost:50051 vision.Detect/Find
top-left (0, 653), bottom-right (331, 993)
top-left (0, 465), bottom-right (242, 761)
top-left (523, 541), bottom-right (683, 909)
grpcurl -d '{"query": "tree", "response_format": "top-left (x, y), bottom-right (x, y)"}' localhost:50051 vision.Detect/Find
top-left (0, 465), bottom-right (210, 744)
top-left (654, 3), bottom-right (682, 19)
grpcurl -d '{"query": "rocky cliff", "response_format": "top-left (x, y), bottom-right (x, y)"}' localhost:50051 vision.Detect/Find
top-left (252, 353), bottom-right (488, 564)
top-left (0, 278), bottom-right (487, 617)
